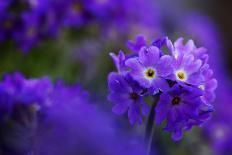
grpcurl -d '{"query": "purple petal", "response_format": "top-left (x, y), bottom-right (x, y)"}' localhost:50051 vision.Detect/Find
top-left (128, 102), bottom-right (142, 124)
top-left (185, 39), bottom-right (195, 51)
top-left (152, 78), bottom-right (169, 92)
top-left (205, 79), bottom-right (217, 91)
top-left (156, 55), bottom-right (173, 77)
top-left (171, 129), bottom-right (183, 141)
top-left (125, 57), bottom-right (144, 72)
top-left (138, 46), bottom-right (160, 67)
top-left (141, 100), bottom-right (149, 116)
top-left (155, 94), bottom-right (172, 124)
top-left (127, 35), bottom-right (146, 53)
top-left (112, 102), bottom-right (129, 115)
top-left (108, 92), bottom-right (129, 103)
top-left (108, 72), bottom-right (131, 93)
top-left (187, 72), bottom-right (203, 85)
top-left (109, 51), bottom-right (126, 72)
top-left (184, 59), bottom-right (202, 75)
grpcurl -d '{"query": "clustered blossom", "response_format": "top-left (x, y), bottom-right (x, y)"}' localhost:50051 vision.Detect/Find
top-left (0, 0), bottom-right (160, 52)
top-left (0, 0), bottom-right (102, 52)
top-left (0, 72), bottom-right (93, 154)
top-left (108, 35), bottom-right (217, 140)
top-left (0, 72), bottom-right (52, 120)
top-left (0, 72), bottom-right (147, 155)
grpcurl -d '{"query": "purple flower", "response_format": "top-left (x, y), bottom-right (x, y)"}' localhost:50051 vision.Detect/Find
top-left (108, 72), bottom-right (149, 124)
top-left (35, 80), bottom-right (148, 155)
top-left (13, 12), bottom-right (41, 52)
top-left (171, 37), bottom-right (209, 63)
top-left (0, 13), bottom-right (15, 42)
top-left (127, 35), bottom-right (147, 53)
top-left (199, 64), bottom-right (217, 103)
top-left (0, 0), bottom-right (11, 13)
top-left (110, 50), bottom-right (127, 74)
top-left (108, 36), bottom-right (217, 141)
top-left (155, 84), bottom-right (213, 141)
top-left (163, 38), bottom-right (205, 86)
top-left (0, 72), bottom-right (52, 118)
top-left (125, 46), bottom-right (172, 93)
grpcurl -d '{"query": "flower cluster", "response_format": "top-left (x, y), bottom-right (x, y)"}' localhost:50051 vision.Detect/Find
top-left (0, 72), bottom-right (52, 120)
top-left (108, 36), bottom-right (217, 140)
top-left (0, 0), bottom-right (160, 52)
top-left (0, 72), bottom-right (147, 155)
top-left (0, 0), bottom-right (98, 51)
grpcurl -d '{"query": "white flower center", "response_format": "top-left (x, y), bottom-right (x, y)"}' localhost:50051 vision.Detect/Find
top-left (175, 70), bottom-right (187, 81)
top-left (198, 85), bottom-right (205, 90)
top-left (144, 68), bottom-right (156, 80)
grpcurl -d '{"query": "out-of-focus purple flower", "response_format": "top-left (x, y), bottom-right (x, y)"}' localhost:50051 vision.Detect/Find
top-left (0, 72), bottom-right (53, 154)
top-left (0, 0), bottom-right (11, 13)
top-left (0, 72), bottom-right (52, 119)
top-left (99, 0), bottom-right (162, 39)
top-left (62, 0), bottom-right (88, 27)
top-left (0, 13), bottom-right (15, 42)
top-left (155, 84), bottom-right (213, 141)
top-left (13, 12), bottom-right (41, 52)
top-left (34, 79), bottom-right (147, 155)
top-left (108, 72), bottom-right (149, 124)
top-left (125, 46), bottom-right (172, 93)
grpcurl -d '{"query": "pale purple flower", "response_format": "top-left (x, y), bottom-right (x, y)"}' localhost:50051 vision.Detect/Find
top-left (125, 46), bottom-right (172, 93)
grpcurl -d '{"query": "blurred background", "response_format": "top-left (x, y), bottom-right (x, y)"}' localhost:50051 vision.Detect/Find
top-left (0, 0), bottom-right (231, 155)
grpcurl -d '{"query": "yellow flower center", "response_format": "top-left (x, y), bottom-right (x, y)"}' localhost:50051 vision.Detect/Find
top-left (198, 85), bottom-right (205, 90)
top-left (27, 27), bottom-right (35, 36)
top-left (175, 70), bottom-right (187, 81)
top-left (72, 3), bottom-right (82, 12)
top-left (145, 68), bottom-right (156, 79)
top-left (172, 96), bottom-right (181, 105)
top-left (4, 20), bottom-right (12, 29)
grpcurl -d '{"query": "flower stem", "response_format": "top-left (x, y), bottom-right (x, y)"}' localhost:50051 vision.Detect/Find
top-left (145, 95), bottom-right (159, 155)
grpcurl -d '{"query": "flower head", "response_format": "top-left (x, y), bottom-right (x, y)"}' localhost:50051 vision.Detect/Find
top-left (108, 72), bottom-right (149, 124)
top-left (125, 46), bottom-right (172, 93)
top-left (155, 84), bottom-right (213, 140)
top-left (108, 35), bottom-right (217, 140)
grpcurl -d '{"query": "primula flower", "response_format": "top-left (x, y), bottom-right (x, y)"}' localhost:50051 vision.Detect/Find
top-left (109, 51), bottom-right (127, 74)
top-left (125, 46), bottom-right (172, 93)
top-left (108, 72), bottom-right (149, 124)
top-left (155, 84), bottom-right (211, 140)
top-left (199, 64), bottom-right (217, 103)
top-left (108, 35), bottom-right (217, 141)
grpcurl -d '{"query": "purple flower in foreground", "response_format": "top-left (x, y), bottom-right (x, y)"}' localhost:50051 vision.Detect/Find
top-left (108, 72), bottom-right (149, 124)
top-left (172, 53), bottom-right (203, 85)
top-left (35, 81), bottom-right (147, 155)
top-left (125, 46), bottom-right (172, 93)
top-left (155, 84), bottom-right (213, 140)
top-left (108, 35), bottom-right (217, 140)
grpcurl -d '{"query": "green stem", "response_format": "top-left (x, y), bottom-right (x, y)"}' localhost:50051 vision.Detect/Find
top-left (145, 95), bottom-right (159, 155)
